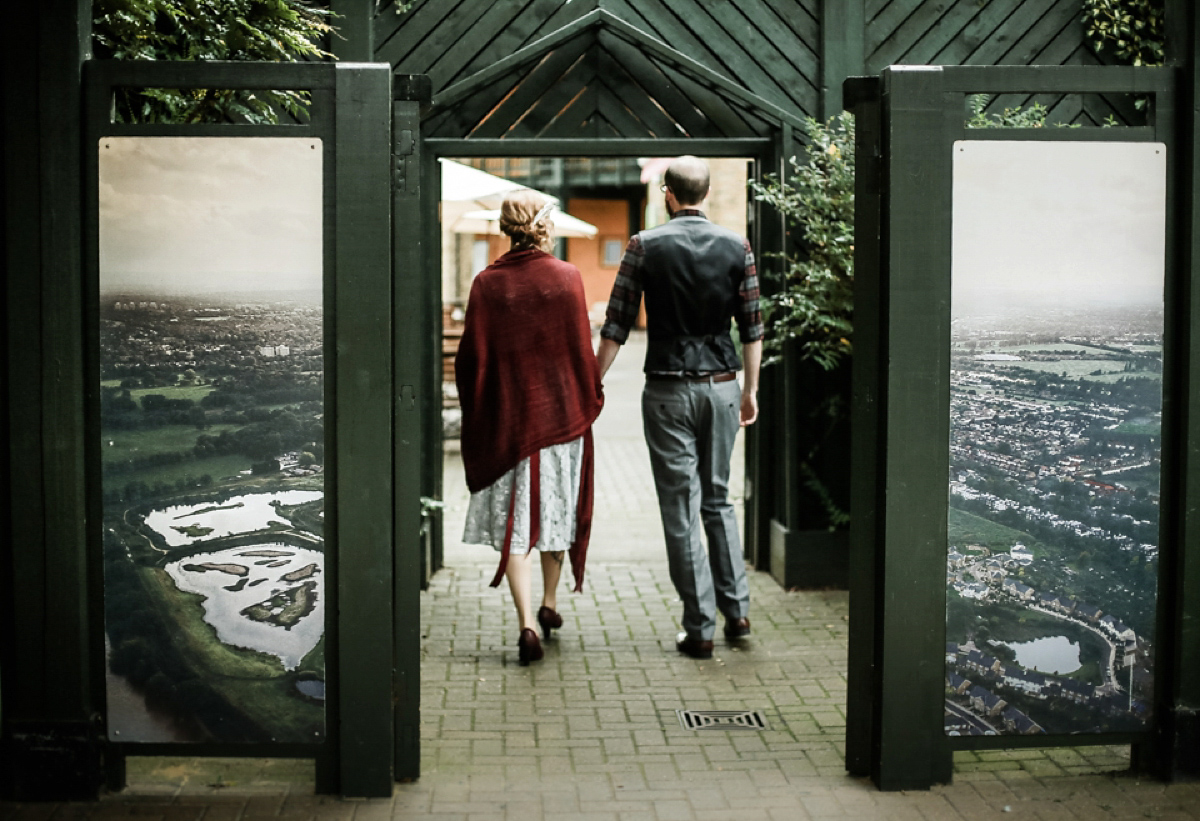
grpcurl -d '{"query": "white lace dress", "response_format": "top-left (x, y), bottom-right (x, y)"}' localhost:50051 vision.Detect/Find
top-left (462, 436), bottom-right (585, 554)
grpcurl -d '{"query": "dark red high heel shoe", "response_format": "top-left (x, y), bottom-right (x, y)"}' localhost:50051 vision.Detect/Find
top-left (518, 628), bottom-right (544, 666)
top-left (537, 606), bottom-right (563, 639)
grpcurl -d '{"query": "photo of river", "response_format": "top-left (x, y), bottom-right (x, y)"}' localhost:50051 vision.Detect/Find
top-left (99, 136), bottom-right (326, 744)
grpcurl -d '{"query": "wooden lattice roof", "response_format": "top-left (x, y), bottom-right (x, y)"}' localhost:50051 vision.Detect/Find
top-left (375, 0), bottom-right (819, 140)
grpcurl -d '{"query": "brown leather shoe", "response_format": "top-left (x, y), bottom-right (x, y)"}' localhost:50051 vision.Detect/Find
top-left (724, 617), bottom-right (751, 640)
top-left (676, 632), bottom-right (714, 659)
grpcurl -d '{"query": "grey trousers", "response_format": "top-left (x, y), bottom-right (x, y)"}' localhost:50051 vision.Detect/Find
top-left (642, 377), bottom-right (750, 641)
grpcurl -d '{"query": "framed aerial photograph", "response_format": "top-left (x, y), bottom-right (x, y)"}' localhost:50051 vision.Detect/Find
top-left (945, 141), bottom-right (1166, 737)
top-left (98, 137), bottom-right (326, 743)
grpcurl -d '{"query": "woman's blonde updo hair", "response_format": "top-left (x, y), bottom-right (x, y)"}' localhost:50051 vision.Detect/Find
top-left (499, 189), bottom-right (555, 252)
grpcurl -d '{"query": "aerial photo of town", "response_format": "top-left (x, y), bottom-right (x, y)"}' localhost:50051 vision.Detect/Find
top-left (99, 137), bottom-right (325, 743)
top-left (946, 141), bottom-right (1166, 737)
top-left (945, 306), bottom-right (1162, 737)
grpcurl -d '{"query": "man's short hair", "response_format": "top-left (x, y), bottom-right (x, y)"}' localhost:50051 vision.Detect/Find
top-left (664, 156), bottom-right (709, 206)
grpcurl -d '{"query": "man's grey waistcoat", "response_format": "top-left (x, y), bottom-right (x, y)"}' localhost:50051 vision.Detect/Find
top-left (638, 214), bottom-right (746, 373)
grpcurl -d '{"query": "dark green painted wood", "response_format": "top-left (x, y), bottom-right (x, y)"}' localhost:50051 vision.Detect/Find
top-left (669, 0), bottom-right (817, 114)
top-left (2, 0), bottom-right (50, 730)
top-left (1157, 0), bottom-right (1200, 780)
top-left (433, 10), bottom-right (604, 110)
top-left (843, 74), bottom-right (882, 778)
top-left (424, 138), bottom-right (772, 157)
top-left (469, 35), bottom-right (596, 139)
top-left (434, 0), bottom-right (567, 90)
top-left (334, 63), bottom-right (396, 798)
top-left (962, 126), bottom-right (1158, 141)
top-left (821, 0), bottom-right (865, 118)
top-left (374, 0), bottom-right (473, 67)
top-left (37, 0), bottom-right (92, 727)
top-left (593, 49), bottom-right (683, 138)
top-left (393, 89), bottom-right (427, 779)
top-left (940, 65), bottom-right (1173, 93)
top-left (430, 65), bottom-right (529, 140)
top-left (761, 0), bottom-right (821, 55)
top-left (873, 65), bottom-right (954, 791)
top-left (931, 0), bottom-right (1027, 66)
top-left (599, 0), bottom-right (764, 136)
top-left (508, 58), bottom-right (598, 139)
top-left (596, 31), bottom-right (723, 138)
top-left (86, 59), bottom-right (338, 90)
top-left (332, 0), bottom-right (374, 62)
top-left (1, 0), bottom-right (103, 800)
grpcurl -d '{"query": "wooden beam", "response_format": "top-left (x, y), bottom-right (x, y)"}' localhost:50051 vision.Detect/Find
top-left (821, 0), bottom-right (865, 118)
top-left (873, 65), bottom-right (954, 791)
top-left (334, 63), bottom-right (395, 798)
top-left (331, 0), bottom-right (374, 61)
top-left (424, 137), bottom-right (771, 156)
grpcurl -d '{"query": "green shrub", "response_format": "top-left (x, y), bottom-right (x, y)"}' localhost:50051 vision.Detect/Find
top-left (1083, 0), bottom-right (1165, 66)
top-left (748, 113), bottom-right (855, 371)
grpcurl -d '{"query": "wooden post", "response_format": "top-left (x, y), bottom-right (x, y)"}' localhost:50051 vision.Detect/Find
top-left (0, 0), bottom-right (102, 801)
top-left (872, 65), bottom-right (954, 790)
top-left (393, 73), bottom-right (432, 782)
top-left (1156, 0), bottom-right (1200, 780)
top-left (335, 63), bottom-right (396, 798)
top-left (331, 0), bottom-right (376, 63)
top-left (821, 0), bottom-right (866, 120)
top-left (843, 74), bottom-right (883, 778)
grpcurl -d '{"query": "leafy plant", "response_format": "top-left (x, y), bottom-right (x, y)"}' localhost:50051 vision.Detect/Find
top-left (93, 0), bottom-right (337, 124)
top-left (749, 114), bottom-right (855, 529)
top-left (966, 94), bottom-right (1053, 129)
top-left (748, 112), bottom-right (855, 371)
top-left (1083, 0), bottom-right (1165, 66)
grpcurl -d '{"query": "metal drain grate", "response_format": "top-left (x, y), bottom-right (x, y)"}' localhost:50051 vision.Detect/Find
top-left (676, 710), bottom-right (769, 731)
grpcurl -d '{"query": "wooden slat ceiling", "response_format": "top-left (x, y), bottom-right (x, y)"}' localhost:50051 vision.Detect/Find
top-left (374, 0), bottom-right (820, 140)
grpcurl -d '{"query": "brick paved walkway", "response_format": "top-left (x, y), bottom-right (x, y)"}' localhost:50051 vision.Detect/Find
top-left (6, 332), bottom-right (1200, 820)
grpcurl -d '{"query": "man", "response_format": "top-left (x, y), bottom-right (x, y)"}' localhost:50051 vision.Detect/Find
top-left (597, 156), bottom-right (763, 660)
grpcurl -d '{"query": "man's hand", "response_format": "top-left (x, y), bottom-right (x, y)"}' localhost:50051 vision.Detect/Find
top-left (740, 390), bottom-right (758, 426)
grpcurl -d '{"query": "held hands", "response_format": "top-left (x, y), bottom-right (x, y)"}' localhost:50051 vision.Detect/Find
top-left (739, 390), bottom-right (758, 427)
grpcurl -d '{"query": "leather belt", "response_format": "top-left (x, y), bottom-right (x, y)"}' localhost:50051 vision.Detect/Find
top-left (646, 371), bottom-right (737, 383)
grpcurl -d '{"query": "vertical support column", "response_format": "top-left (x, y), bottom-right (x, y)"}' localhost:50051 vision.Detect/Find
top-left (335, 63), bottom-right (395, 798)
top-left (843, 76), bottom-right (883, 778)
top-left (331, 0), bottom-right (376, 62)
top-left (747, 126), bottom-right (788, 573)
top-left (392, 73), bottom-right (431, 782)
top-left (821, 0), bottom-right (866, 120)
top-left (1158, 0), bottom-right (1200, 779)
top-left (1, 0), bottom-right (101, 802)
top-left (871, 66), bottom-right (954, 790)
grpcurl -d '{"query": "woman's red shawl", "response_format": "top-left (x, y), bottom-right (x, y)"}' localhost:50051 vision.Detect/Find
top-left (455, 248), bottom-right (604, 591)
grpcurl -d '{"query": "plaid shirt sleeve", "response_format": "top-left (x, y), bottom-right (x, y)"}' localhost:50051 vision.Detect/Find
top-left (738, 238), bottom-right (765, 343)
top-left (600, 234), bottom-right (644, 344)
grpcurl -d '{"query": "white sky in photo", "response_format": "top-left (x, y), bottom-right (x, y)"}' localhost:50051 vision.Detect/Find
top-left (99, 137), bottom-right (322, 294)
top-left (952, 141), bottom-right (1166, 315)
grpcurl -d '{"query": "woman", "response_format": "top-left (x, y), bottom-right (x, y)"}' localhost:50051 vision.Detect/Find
top-left (456, 190), bottom-right (604, 665)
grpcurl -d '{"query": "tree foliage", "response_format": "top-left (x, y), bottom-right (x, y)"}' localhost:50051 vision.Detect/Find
top-left (1083, 0), bottom-right (1165, 67)
top-left (93, 0), bottom-right (336, 124)
top-left (748, 112), bottom-right (855, 371)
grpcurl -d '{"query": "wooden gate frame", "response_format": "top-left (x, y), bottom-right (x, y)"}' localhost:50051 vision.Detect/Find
top-left (2, 57), bottom-right (402, 800)
top-left (844, 55), bottom-right (1200, 789)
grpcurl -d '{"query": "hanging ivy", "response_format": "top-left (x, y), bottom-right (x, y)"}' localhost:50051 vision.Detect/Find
top-left (1083, 0), bottom-right (1165, 66)
top-left (93, 0), bottom-right (337, 124)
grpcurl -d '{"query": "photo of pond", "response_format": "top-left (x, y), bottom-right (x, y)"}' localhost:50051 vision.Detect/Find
top-left (166, 544), bottom-right (324, 670)
top-left (146, 490), bottom-right (323, 547)
top-left (1004, 636), bottom-right (1081, 676)
top-left (99, 136), bottom-right (326, 744)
